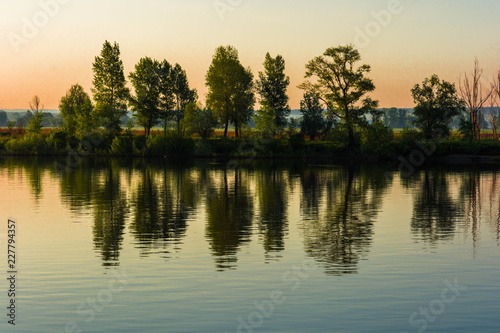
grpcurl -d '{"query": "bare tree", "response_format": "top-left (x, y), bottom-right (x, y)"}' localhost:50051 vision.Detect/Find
top-left (459, 59), bottom-right (492, 140)
top-left (492, 71), bottom-right (500, 139)
top-left (29, 95), bottom-right (45, 115)
top-left (27, 95), bottom-right (45, 134)
top-left (488, 95), bottom-right (498, 139)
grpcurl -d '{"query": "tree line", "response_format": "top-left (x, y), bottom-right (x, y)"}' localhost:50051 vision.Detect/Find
top-left (3, 41), bottom-right (500, 155)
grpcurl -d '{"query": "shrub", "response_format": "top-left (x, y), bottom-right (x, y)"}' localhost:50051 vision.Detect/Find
top-left (46, 130), bottom-right (68, 152)
top-left (288, 133), bottom-right (305, 151)
top-left (327, 124), bottom-right (361, 147)
top-left (133, 135), bottom-right (148, 154)
top-left (194, 139), bottom-right (215, 156)
top-left (397, 127), bottom-right (422, 153)
top-left (5, 133), bottom-right (48, 154)
top-left (110, 134), bottom-right (134, 155)
top-left (144, 134), bottom-right (195, 157)
top-left (361, 123), bottom-right (394, 156)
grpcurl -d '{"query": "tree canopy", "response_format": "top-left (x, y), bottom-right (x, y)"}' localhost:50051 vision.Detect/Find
top-left (256, 53), bottom-right (290, 131)
top-left (92, 40), bottom-right (130, 135)
top-left (171, 64), bottom-right (198, 135)
top-left (206, 45), bottom-right (254, 138)
top-left (411, 75), bottom-right (464, 138)
top-left (300, 92), bottom-right (326, 141)
top-left (300, 45), bottom-right (379, 148)
top-left (129, 57), bottom-right (163, 136)
top-left (59, 84), bottom-right (94, 138)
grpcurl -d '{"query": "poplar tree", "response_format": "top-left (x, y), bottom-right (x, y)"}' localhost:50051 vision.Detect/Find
top-left (256, 53), bottom-right (290, 131)
top-left (92, 40), bottom-right (130, 135)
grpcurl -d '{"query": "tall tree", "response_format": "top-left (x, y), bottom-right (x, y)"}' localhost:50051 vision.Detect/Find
top-left (158, 60), bottom-right (175, 135)
top-left (26, 95), bottom-right (45, 135)
top-left (256, 53), bottom-right (290, 131)
top-left (300, 45), bottom-right (379, 148)
top-left (206, 45), bottom-right (255, 138)
top-left (411, 75), bottom-right (464, 139)
top-left (59, 84), bottom-right (94, 138)
top-left (300, 92), bottom-right (326, 141)
top-left (129, 57), bottom-right (162, 136)
top-left (459, 59), bottom-right (492, 140)
top-left (91, 40), bottom-right (130, 135)
top-left (171, 64), bottom-right (197, 135)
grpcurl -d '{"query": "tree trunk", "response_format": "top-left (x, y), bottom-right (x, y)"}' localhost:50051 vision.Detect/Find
top-left (348, 126), bottom-right (355, 149)
top-left (224, 117), bottom-right (229, 138)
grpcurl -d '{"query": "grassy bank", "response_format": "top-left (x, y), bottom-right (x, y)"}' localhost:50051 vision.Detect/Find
top-left (1, 128), bottom-right (500, 162)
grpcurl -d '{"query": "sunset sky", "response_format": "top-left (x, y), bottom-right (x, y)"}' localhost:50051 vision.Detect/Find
top-left (1, 0), bottom-right (499, 110)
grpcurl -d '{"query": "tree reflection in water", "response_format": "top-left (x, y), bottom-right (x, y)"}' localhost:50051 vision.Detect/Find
top-left (2, 157), bottom-right (499, 270)
top-left (300, 165), bottom-right (390, 275)
top-left (205, 167), bottom-right (254, 271)
top-left (130, 161), bottom-right (195, 258)
top-left (408, 169), bottom-right (461, 244)
top-left (255, 163), bottom-right (289, 261)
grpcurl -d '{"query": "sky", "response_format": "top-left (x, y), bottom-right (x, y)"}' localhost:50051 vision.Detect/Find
top-left (1, 0), bottom-right (499, 110)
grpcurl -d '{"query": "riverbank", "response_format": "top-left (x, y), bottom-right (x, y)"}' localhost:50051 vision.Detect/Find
top-left (2, 130), bottom-right (500, 165)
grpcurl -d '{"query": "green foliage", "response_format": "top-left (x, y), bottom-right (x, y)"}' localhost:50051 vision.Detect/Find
top-left (133, 135), bottom-right (148, 153)
top-left (361, 122), bottom-right (394, 155)
top-left (411, 75), bottom-right (464, 139)
top-left (157, 60), bottom-right (176, 133)
top-left (288, 133), bottom-right (305, 151)
top-left (26, 112), bottom-right (44, 135)
top-left (300, 92), bottom-right (326, 140)
top-left (92, 40), bottom-right (130, 135)
top-left (7, 120), bottom-right (16, 133)
top-left (0, 137), bottom-right (9, 151)
top-left (182, 102), bottom-right (218, 140)
top-left (206, 45), bottom-right (255, 138)
top-left (257, 53), bottom-right (291, 129)
top-left (5, 133), bottom-right (47, 154)
top-left (300, 44), bottom-right (379, 148)
top-left (254, 104), bottom-right (278, 136)
top-left (171, 64), bottom-right (198, 135)
top-left (204, 137), bottom-right (239, 155)
top-left (46, 129), bottom-right (68, 152)
top-left (286, 118), bottom-right (299, 137)
top-left (110, 135), bottom-right (134, 155)
top-left (397, 127), bottom-right (422, 152)
top-left (129, 57), bottom-right (163, 136)
top-left (59, 84), bottom-right (95, 138)
top-left (144, 133), bottom-right (195, 157)
top-left (458, 117), bottom-right (474, 143)
top-left (327, 124), bottom-right (361, 148)
top-left (193, 139), bottom-right (215, 156)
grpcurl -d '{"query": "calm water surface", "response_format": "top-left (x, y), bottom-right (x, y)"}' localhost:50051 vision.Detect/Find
top-left (0, 157), bottom-right (499, 333)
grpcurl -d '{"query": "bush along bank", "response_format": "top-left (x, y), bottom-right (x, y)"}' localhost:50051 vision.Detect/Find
top-left (2, 129), bottom-right (500, 162)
